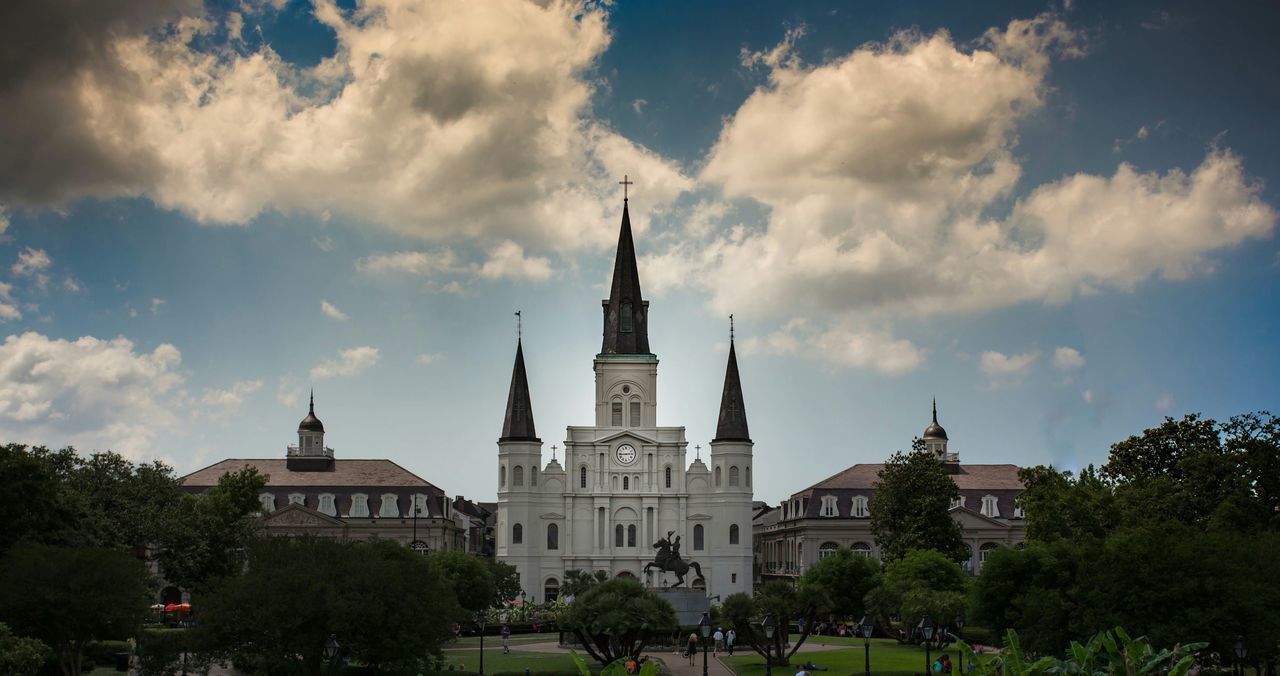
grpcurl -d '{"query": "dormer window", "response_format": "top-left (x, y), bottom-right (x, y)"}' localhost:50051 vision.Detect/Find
top-left (379, 493), bottom-right (399, 518)
top-left (620, 301), bottom-right (633, 332)
top-left (349, 493), bottom-right (369, 518)
top-left (259, 493), bottom-right (275, 512)
top-left (318, 493), bottom-right (337, 516)
top-left (851, 495), bottom-right (870, 518)
top-left (981, 495), bottom-right (1001, 518)
top-left (951, 496), bottom-right (967, 509)
top-left (289, 493), bottom-right (306, 506)
top-left (819, 495), bottom-right (838, 517)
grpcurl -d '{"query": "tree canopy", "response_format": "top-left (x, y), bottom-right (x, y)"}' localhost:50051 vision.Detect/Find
top-left (865, 549), bottom-right (967, 644)
top-left (869, 444), bottom-right (965, 562)
top-left (798, 547), bottom-right (880, 621)
top-left (558, 577), bottom-right (676, 665)
top-left (720, 580), bottom-right (831, 666)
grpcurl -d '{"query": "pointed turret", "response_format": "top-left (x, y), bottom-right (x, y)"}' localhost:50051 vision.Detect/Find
top-left (923, 398), bottom-right (948, 440)
top-left (500, 339), bottom-right (540, 442)
top-left (600, 201), bottom-right (651, 355)
top-left (713, 338), bottom-right (751, 443)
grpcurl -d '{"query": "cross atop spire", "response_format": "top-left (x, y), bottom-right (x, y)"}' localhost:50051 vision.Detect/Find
top-left (619, 174), bottom-right (633, 202)
top-left (729, 314), bottom-right (734, 342)
top-left (515, 310), bottom-right (522, 341)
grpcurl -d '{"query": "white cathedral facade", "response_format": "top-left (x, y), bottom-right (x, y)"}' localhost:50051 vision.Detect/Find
top-left (496, 198), bottom-right (755, 603)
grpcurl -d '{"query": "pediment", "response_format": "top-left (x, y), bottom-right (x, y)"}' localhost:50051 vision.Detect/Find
top-left (266, 503), bottom-right (346, 527)
top-left (948, 505), bottom-right (1009, 528)
top-left (594, 430), bottom-right (659, 445)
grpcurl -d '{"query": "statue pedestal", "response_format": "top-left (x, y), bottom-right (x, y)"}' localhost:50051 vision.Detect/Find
top-left (653, 588), bottom-right (710, 627)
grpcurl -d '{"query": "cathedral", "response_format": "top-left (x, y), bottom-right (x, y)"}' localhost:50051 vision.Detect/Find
top-left (496, 197), bottom-right (755, 602)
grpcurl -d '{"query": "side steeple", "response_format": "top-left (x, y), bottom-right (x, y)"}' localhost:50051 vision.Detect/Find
top-left (500, 338), bottom-right (540, 442)
top-left (600, 198), bottom-right (651, 355)
top-left (713, 320), bottom-right (751, 443)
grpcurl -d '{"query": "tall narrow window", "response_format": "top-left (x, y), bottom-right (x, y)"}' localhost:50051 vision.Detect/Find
top-left (513, 466), bottom-right (524, 487)
top-left (665, 466), bottom-right (672, 488)
top-left (580, 466), bottom-right (588, 489)
top-left (547, 523), bottom-right (559, 550)
top-left (630, 400), bottom-right (641, 427)
top-left (512, 523), bottom-right (523, 544)
top-left (620, 301), bottom-right (633, 332)
top-left (693, 524), bottom-right (705, 551)
top-left (852, 495), bottom-right (870, 518)
top-left (500, 466), bottom-right (506, 487)
top-left (729, 466), bottom-right (740, 487)
top-left (530, 466), bottom-right (538, 486)
top-left (627, 524), bottom-right (637, 547)
top-left (615, 524), bottom-right (624, 547)
top-left (714, 466), bottom-right (722, 487)
top-left (612, 400), bottom-right (623, 426)
top-left (623, 476), bottom-right (630, 490)
top-left (729, 524), bottom-right (740, 545)
top-left (746, 466), bottom-right (751, 486)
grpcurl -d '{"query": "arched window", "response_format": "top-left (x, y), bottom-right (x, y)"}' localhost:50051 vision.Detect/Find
top-left (544, 578), bottom-right (560, 603)
top-left (512, 523), bottom-right (523, 544)
top-left (620, 301), bottom-right (634, 332)
top-left (627, 524), bottom-right (637, 547)
top-left (513, 466), bottom-right (524, 487)
top-left (852, 542), bottom-right (873, 558)
top-left (580, 466), bottom-right (588, 489)
top-left (612, 399), bottom-right (623, 426)
top-left (729, 466), bottom-right (740, 486)
top-left (530, 466), bottom-right (538, 487)
top-left (979, 542), bottom-right (1000, 562)
top-left (819, 542), bottom-right (840, 559)
top-left (665, 466), bottom-right (672, 488)
top-left (746, 466), bottom-right (751, 486)
top-left (500, 466), bottom-right (506, 487)
top-left (714, 466), bottom-right (722, 487)
top-left (615, 524), bottom-right (625, 547)
top-left (630, 399), bottom-right (641, 427)
top-left (693, 524), bottom-right (705, 551)
top-left (729, 524), bottom-right (740, 545)
top-left (623, 476), bottom-right (630, 490)
top-left (547, 523), bottom-right (559, 550)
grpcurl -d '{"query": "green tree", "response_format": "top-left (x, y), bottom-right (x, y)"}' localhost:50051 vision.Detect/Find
top-left (431, 549), bottom-right (496, 618)
top-left (491, 559), bottom-right (523, 606)
top-left (1016, 465), bottom-right (1119, 543)
top-left (197, 536), bottom-right (455, 675)
top-left (869, 445), bottom-right (965, 562)
top-left (155, 466), bottom-right (267, 592)
top-left (0, 622), bottom-right (49, 676)
top-left (971, 538), bottom-right (1095, 654)
top-left (864, 549), bottom-right (967, 645)
top-left (558, 578), bottom-right (676, 665)
top-left (799, 547), bottom-right (880, 621)
top-left (0, 545), bottom-right (150, 676)
top-left (719, 580), bottom-right (832, 667)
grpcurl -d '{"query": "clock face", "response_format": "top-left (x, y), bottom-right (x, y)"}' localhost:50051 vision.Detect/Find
top-left (616, 443), bottom-right (637, 465)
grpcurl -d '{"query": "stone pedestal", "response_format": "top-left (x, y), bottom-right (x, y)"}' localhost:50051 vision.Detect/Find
top-left (653, 588), bottom-right (710, 627)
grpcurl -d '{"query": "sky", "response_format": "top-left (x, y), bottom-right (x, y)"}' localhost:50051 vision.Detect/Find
top-left (1, 0), bottom-right (1278, 505)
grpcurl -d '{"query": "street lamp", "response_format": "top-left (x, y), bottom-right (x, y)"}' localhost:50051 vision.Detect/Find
top-left (477, 612), bottom-right (488, 675)
top-left (1234, 637), bottom-right (1247, 676)
top-left (762, 613), bottom-right (776, 676)
top-left (699, 612), bottom-right (711, 676)
top-left (859, 615), bottom-right (875, 676)
top-left (918, 615), bottom-right (935, 676)
top-left (954, 614), bottom-right (965, 675)
top-left (323, 634), bottom-right (340, 670)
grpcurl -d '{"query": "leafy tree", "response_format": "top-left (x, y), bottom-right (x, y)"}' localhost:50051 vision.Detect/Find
top-left (720, 580), bottom-right (832, 667)
top-left (491, 560), bottom-right (523, 606)
top-left (561, 569), bottom-right (609, 598)
top-left (0, 545), bottom-right (150, 676)
top-left (799, 547), bottom-right (880, 621)
top-left (864, 549), bottom-right (967, 644)
top-left (558, 578), bottom-right (676, 665)
top-left (431, 549), bottom-right (496, 618)
top-left (0, 622), bottom-right (49, 676)
top-left (1222, 411), bottom-right (1280, 529)
top-left (197, 536), bottom-right (455, 675)
top-left (869, 445), bottom-right (965, 562)
top-left (155, 466), bottom-right (267, 592)
top-left (1016, 465), bottom-right (1119, 543)
top-left (0, 444), bottom-right (80, 554)
top-left (971, 538), bottom-right (1095, 654)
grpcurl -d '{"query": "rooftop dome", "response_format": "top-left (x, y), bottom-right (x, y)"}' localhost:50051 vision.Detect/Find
top-left (298, 391), bottom-right (324, 433)
top-left (923, 398), bottom-right (947, 440)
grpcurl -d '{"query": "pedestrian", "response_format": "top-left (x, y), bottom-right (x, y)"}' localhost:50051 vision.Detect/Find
top-left (687, 632), bottom-right (699, 666)
top-left (794, 668), bottom-right (809, 676)
top-left (933, 656), bottom-right (944, 673)
top-left (727, 628), bottom-right (736, 656)
top-left (713, 627), bottom-right (724, 656)
top-left (943, 654), bottom-right (953, 674)
top-left (501, 624), bottom-right (510, 654)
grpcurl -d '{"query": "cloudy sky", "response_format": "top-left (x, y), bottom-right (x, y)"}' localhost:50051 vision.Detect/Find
top-left (1, 0), bottom-right (1277, 503)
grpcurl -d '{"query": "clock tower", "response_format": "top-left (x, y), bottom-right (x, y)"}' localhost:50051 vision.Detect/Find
top-left (495, 195), bottom-right (755, 604)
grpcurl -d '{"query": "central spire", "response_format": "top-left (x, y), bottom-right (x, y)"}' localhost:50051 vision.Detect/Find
top-left (500, 338), bottom-right (539, 442)
top-left (600, 197), bottom-right (651, 355)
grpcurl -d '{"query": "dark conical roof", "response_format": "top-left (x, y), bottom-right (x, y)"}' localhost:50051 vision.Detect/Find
top-left (713, 339), bottom-right (751, 443)
top-left (298, 390), bottom-right (324, 433)
top-left (600, 201), bottom-right (651, 355)
top-left (500, 340), bottom-right (540, 442)
top-left (923, 398), bottom-right (948, 440)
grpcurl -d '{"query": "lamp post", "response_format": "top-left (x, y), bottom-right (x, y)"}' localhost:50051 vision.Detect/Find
top-left (477, 612), bottom-right (488, 675)
top-left (918, 615), bottom-right (935, 676)
top-left (323, 634), bottom-right (339, 673)
top-left (762, 613), bottom-right (776, 676)
top-left (954, 614), bottom-right (965, 675)
top-left (1234, 637), bottom-right (1247, 676)
top-left (699, 612), bottom-right (711, 676)
top-left (859, 615), bottom-right (875, 676)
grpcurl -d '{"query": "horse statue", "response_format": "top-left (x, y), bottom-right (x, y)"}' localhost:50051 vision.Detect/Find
top-left (644, 531), bottom-right (705, 588)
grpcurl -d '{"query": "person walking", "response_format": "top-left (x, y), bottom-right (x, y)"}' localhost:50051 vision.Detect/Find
top-left (727, 628), bottom-right (736, 656)
top-left (713, 627), bottom-right (724, 656)
top-left (687, 632), bottom-right (699, 667)
top-left (672, 626), bottom-right (682, 654)
top-left (501, 624), bottom-right (510, 654)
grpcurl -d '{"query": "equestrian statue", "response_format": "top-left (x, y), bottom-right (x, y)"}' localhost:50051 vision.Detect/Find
top-left (645, 531), bottom-right (705, 588)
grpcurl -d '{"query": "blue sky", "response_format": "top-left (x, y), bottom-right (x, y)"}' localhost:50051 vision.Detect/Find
top-left (1, 0), bottom-right (1277, 504)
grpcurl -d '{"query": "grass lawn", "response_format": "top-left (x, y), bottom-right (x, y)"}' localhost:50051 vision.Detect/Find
top-left (435, 635), bottom-right (600, 675)
top-left (721, 637), bottom-right (998, 675)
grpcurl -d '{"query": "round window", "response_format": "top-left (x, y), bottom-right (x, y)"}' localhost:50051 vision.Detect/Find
top-left (622, 385), bottom-right (631, 394)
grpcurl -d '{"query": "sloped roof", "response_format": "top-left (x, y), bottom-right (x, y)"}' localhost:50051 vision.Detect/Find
top-left (181, 458), bottom-right (438, 489)
top-left (804, 463), bottom-right (1023, 492)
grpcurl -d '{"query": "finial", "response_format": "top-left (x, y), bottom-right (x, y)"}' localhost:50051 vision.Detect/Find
top-left (618, 174), bottom-right (634, 202)
top-left (729, 314), bottom-right (734, 343)
top-left (515, 310), bottom-right (522, 341)
top-left (932, 397), bottom-right (938, 423)
top-left (695, 444), bottom-right (702, 460)
top-left (309, 389), bottom-right (315, 414)
top-left (551, 444), bottom-right (558, 461)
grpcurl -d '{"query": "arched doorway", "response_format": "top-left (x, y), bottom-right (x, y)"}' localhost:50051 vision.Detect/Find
top-left (616, 571), bottom-right (637, 580)
top-left (544, 578), bottom-right (560, 603)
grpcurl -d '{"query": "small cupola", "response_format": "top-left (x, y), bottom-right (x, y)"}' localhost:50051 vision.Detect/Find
top-left (288, 391), bottom-right (334, 471)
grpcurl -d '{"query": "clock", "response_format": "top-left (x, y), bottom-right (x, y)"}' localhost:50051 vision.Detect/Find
top-left (615, 443), bottom-right (637, 465)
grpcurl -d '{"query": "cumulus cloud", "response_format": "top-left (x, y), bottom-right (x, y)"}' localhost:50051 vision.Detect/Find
top-left (276, 375), bottom-right (303, 409)
top-left (0, 283), bottom-right (21, 322)
top-left (0, 0), bottom-right (691, 252)
top-left (11, 247), bottom-right (52, 289)
top-left (477, 241), bottom-right (553, 282)
top-left (310, 346), bottom-right (380, 380)
top-left (320, 300), bottom-right (349, 321)
top-left (416, 352), bottom-right (442, 366)
top-left (197, 379), bottom-right (263, 421)
top-left (740, 318), bottom-right (924, 375)
top-left (0, 331), bottom-right (184, 458)
top-left (358, 241), bottom-right (554, 284)
top-left (1052, 346), bottom-right (1085, 371)
top-left (979, 350), bottom-right (1039, 378)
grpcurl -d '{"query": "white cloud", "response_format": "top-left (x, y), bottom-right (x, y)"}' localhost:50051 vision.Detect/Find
top-left (477, 241), bottom-right (553, 282)
top-left (979, 350), bottom-right (1039, 378)
top-left (740, 318), bottom-right (924, 375)
top-left (632, 98), bottom-right (647, 114)
top-left (197, 379), bottom-right (263, 421)
top-left (0, 283), bottom-right (20, 322)
top-left (310, 346), bottom-right (380, 380)
top-left (1052, 346), bottom-right (1085, 371)
top-left (357, 249), bottom-right (465, 277)
top-left (416, 353), bottom-right (442, 366)
top-left (150, 297), bottom-right (167, 314)
top-left (0, 331), bottom-right (183, 458)
top-left (320, 300), bottom-right (349, 321)
top-left (276, 375), bottom-right (303, 409)
top-left (11, 247), bottom-right (52, 289)
top-left (62, 277), bottom-right (83, 293)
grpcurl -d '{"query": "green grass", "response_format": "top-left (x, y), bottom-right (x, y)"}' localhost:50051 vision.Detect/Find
top-left (433, 643), bottom-right (601, 675)
top-left (447, 632), bottom-right (562, 650)
top-left (721, 637), bottom-right (997, 675)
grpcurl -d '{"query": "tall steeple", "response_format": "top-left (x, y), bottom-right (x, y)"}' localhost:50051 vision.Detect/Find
top-left (713, 319), bottom-right (751, 443)
top-left (600, 198), bottom-right (651, 355)
top-left (500, 339), bottom-right (539, 442)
